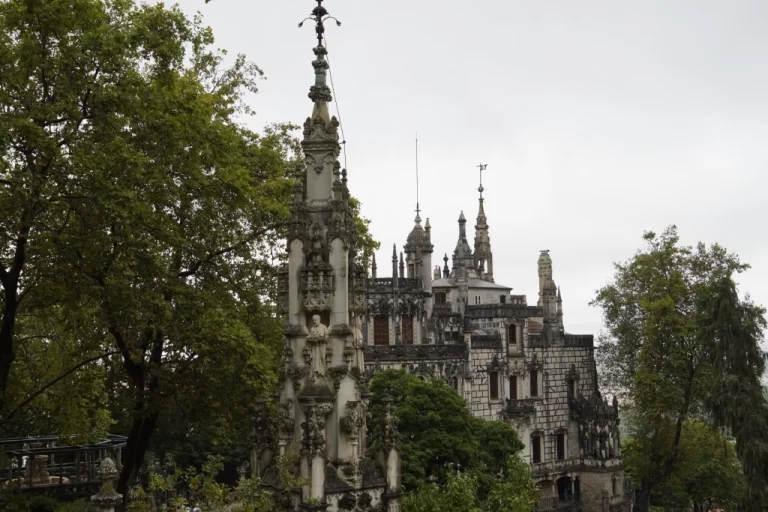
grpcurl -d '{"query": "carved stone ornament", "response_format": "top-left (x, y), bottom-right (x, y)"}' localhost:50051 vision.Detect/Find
top-left (327, 365), bottom-right (349, 391)
top-left (278, 402), bottom-right (295, 436)
top-left (90, 458), bottom-right (123, 510)
top-left (340, 401), bottom-right (363, 437)
top-left (252, 399), bottom-right (276, 452)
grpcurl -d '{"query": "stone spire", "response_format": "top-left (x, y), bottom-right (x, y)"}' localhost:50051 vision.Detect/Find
top-left (557, 286), bottom-right (564, 328)
top-left (451, 211), bottom-right (474, 278)
top-left (473, 165), bottom-right (494, 282)
top-left (269, 4), bottom-right (398, 510)
top-left (442, 253), bottom-right (449, 278)
top-left (391, 244), bottom-right (397, 278)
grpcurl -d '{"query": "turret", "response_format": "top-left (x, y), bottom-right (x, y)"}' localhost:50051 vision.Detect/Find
top-left (451, 211), bottom-right (475, 278)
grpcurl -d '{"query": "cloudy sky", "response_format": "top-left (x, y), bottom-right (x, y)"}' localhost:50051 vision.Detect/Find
top-left (179, 0), bottom-right (768, 340)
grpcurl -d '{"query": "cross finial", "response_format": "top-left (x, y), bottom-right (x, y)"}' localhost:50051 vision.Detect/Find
top-left (477, 163), bottom-right (487, 198)
top-left (299, 0), bottom-right (342, 47)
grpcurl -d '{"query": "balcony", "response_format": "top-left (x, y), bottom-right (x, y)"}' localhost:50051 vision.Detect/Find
top-left (538, 496), bottom-right (581, 512)
top-left (504, 399), bottom-right (536, 415)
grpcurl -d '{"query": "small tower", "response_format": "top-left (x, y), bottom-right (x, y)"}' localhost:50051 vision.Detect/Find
top-left (404, 212), bottom-right (434, 316)
top-left (451, 211), bottom-right (475, 278)
top-left (473, 163), bottom-right (494, 282)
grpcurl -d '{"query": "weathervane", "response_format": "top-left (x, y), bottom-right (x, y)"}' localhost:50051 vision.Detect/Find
top-left (477, 163), bottom-right (488, 198)
top-left (299, 0), bottom-right (342, 47)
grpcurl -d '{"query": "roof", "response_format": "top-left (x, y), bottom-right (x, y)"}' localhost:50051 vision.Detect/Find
top-left (432, 277), bottom-right (512, 291)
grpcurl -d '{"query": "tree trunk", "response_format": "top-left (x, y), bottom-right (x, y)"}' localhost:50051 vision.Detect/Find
top-left (117, 407), bottom-right (159, 496)
top-left (0, 277), bottom-right (19, 412)
top-left (636, 480), bottom-right (652, 512)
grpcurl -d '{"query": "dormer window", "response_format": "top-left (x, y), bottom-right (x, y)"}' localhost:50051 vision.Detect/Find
top-left (435, 292), bottom-right (446, 305)
top-left (474, 296), bottom-right (481, 305)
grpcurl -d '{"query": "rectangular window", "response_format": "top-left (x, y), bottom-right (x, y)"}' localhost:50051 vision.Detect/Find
top-left (500, 294), bottom-right (506, 304)
top-left (530, 370), bottom-right (539, 397)
top-left (556, 433), bottom-right (565, 461)
top-left (435, 292), bottom-right (446, 305)
top-left (474, 295), bottom-right (481, 305)
top-left (532, 435), bottom-right (541, 463)
top-left (508, 324), bottom-right (517, 346)
top-left (373, 316), bottom-right (389, 345)
top-left (402, 316), bottom-right (414, 344)
top-left (489, 371), bottom-right (499, 400)
top-left (509, 376), bottom-right (518, 399)
top-left (450, 330), bottom-right (460, 342)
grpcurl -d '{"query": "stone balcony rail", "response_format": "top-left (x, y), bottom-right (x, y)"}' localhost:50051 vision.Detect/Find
top-left (364, 344), bottom-right (467, 362)
top-left (470, 334), bottom-right (503, 349)
top-left (504, 399), bottom-right (536, 415)
top-left (531, 456), bottom-right (622, 476)
top-left (366, 278), bottom-right (422, 291)
top-left (465, 304), bottom-right (544, 319)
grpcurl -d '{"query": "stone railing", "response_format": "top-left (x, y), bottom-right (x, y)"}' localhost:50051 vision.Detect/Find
top-left (470, 334), bottom-right (503, 349)
top-left (465, 304), bottom-right (544, 319)
top-left (504, 399), bottom-right (536, 415)
top-left (366, 277), bottom-right (422, 291)
top-left (563, 334), bottom-right (594, 348)
top-left (531, 456), bottom-right (622, 477)
top-left (364, 344), bottom-right (466, 362)
top-left (432, 304), bottom-right (453, 314)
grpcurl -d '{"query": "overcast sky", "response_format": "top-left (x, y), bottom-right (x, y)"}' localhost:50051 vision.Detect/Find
top-left (179, 0), bottom-right (768, 341)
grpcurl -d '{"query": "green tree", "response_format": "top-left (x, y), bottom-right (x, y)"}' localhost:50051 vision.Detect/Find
top-left (402, 469), bottom-right (482, 512)
top-left (486, 454), bottom-right (539, 512)
top-left (368, 369), bottom-right (527, 496)
top-left (593, 226), bottom-right (768, 511)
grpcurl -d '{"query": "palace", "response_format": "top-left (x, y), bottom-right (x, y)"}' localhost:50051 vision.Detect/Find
top-left (361, 188), bottom-right (626, 512)
top-left (258, 2), bottom-right (625, 511)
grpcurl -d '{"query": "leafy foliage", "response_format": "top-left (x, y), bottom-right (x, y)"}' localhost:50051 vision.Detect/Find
top-left (368, 369), bottom-right (531, 504)
top-left (593, 226), bottom-right (768, 510)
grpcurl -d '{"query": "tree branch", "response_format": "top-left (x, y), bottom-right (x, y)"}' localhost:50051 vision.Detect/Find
top-left (0, 349), bottom-right (126, 429)
top-left (177, 222), bottom-right (287, 278)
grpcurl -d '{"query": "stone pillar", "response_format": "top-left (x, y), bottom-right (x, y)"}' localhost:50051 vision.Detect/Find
top-left (90, 458), bottom-right (122, 512)
top-left (380, 398), bottom-right (402, 512)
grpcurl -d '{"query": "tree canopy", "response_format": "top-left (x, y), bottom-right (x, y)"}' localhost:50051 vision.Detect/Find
top-left (368, 369), bottom-right (536, 509)
top-left (0, 0), bottom-right (378, 499)
top-left (593, 226), bottom-right (768, 511)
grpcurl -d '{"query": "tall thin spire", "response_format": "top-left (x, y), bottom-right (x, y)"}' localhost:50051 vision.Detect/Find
top-left (415, 133), bottom-right (420, 219)
top-left (299, 0), bottom-right (341, 117)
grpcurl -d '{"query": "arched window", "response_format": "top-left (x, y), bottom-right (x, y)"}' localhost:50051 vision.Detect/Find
top-left (508, 324), bottom-right (517, 346)
top-left (452, 377), bottom-right (459, 390)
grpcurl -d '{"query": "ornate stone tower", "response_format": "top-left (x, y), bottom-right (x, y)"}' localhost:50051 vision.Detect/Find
top-left (263, 3), bottom-right (402, 510)
top-left (403, 213), bottom-right (433, 317)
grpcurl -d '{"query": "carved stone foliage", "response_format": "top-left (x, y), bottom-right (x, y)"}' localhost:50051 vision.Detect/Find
top-left (486, 355), bottom-right (508, 373)
top-left (301, 404), bottom-right (331, 459)
top-left (287, 363), bottom-right (310, 392)
top-left (348, 268), bottom-right (367, 314)
top-left (277, 266), bottom-right (289, 315)
top-left (397, 295), bottom-right (423, 317)
top-left (379, 401), bottom-right (400, 455)
top-left (340, 401), bottom-right (363, 438)
top-left (278, 402), bottom-right (294, 437)
top-left (366, 295), bottom-right (392, 316)
top-left (336, 490), bottom-right (378, 512)
top-left (327, 365), bottom-right (348, 392)
top-left (252, 399), bottom-right (276, 452)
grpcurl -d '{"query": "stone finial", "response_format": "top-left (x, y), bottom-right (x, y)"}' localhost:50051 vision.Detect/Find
top-left (392, 244), bottom-right (397, 278)
top-left (90, 458), bottom-right (123, 512)
top-left (371, 253), bottom-right (377, 279)
top-left (399, 252), bottom-right (405, 279)
top-left (443, 253), bottom-right (449, 278)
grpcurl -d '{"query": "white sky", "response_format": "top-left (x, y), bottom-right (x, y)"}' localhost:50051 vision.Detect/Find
top-left (178, 0), bottom-right (768, 342)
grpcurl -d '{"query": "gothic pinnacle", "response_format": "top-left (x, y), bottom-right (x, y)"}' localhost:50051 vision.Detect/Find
top-left (299, 0), bottom-right (341, 105)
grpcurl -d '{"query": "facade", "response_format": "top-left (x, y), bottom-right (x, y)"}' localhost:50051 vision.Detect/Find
top-left (252, 3), bottom-right (402, 511)
top-left (362, 190), bottom-right (626, 512)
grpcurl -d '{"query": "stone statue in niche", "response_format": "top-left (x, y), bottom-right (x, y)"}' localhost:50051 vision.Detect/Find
top-left (310, 314), bottom-right (329, 340)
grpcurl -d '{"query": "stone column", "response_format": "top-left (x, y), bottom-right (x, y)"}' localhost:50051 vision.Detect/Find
top-left (90, 458), bottom-right (122, 512)
top-left (380, 398), bottom-right (402, 512)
